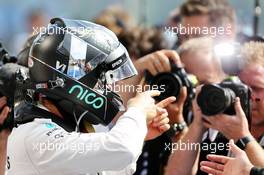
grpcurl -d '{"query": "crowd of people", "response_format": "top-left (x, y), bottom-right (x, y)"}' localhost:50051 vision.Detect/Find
top-left (0, 0), bottom-right (264, 175)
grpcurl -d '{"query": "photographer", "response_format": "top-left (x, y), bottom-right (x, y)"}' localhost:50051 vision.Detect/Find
top-left (6, 18), bottom-right (175, 175)
top-left (166, 38), bottom-right (264, 175)
top-left (166, 37), bottom-right (228, 175)
top-left (0, 42), bottom-right (18, 175)
top-left (0, 97), bottom-right (10, 175)
top-left (204, 41), bottom-right (264, 166)
top-left (238, 42), bottom-right (264, 142)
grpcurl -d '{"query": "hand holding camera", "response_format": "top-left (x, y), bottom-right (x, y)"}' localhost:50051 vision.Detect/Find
top-left (0, 97), bottom-right (11, 139)
top-left (202, 97), bottom-right (251, 141)
top-left (144, 58), bottom-right (195, 129)
top-left (134, 50), bottom-right (182, 76)
top-left (197, 80), bottom-right (251, 119)
top-left (196, 80), bottom-right (252, 141)
top-left (0, 43), bottom-right (20, 133)
top-left (165, 87), bottom-right (187, 124)
top-left (191, 85), bottom-right (208, 131)
top-left (139, 50), bottom-right (196, 138)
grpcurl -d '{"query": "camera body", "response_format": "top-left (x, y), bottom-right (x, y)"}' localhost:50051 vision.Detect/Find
top-left (197, 79), bottom-right (251, 120)
top-left (145, 64), bottom-right (195, 113)
top-left (0, 43), bottom-right (29, 131)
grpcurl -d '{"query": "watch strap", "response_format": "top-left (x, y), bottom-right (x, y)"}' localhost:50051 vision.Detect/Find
top-left (236, 135), bottom-right (254, 150)
top-left (166, 121), bottom-right (187, 138)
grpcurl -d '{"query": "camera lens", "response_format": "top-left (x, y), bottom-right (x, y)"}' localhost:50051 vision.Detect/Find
top-left (197, 84), bottom-right (236, 116)
top-left (150, 72), bottom-right (182, 101)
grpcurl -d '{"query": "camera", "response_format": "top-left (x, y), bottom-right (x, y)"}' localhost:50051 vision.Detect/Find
top-left (145, 64), bottom-right (195, 109)
top-left (0, 43), bottom-right (30, 131)
top-left (197, 79), bottom-right (251, 119)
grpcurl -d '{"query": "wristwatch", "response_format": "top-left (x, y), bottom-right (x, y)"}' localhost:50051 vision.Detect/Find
top-left (236, 135), bottom-right (255, 150)
top-left (166, 122), bottom-right (187, 137)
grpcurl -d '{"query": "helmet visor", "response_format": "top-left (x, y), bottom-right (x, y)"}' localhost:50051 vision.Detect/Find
top-left (32, 18), bottom-right (137, 83)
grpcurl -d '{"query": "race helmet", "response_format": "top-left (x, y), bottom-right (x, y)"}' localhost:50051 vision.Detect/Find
top-left (29, 18), bottom-right (137, 126)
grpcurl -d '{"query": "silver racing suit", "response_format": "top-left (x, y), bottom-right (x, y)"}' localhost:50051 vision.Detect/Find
top-left (6, 107), bottom-right (147, 175)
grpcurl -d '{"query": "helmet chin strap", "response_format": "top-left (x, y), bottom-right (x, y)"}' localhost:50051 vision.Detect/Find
top-left (50, 99), bottom-right (91, 133)
top-left (72, 105), bottom-right (95, 133)
top-left (73, 107), bottom-right (78, 126)
top-left (75, 110), bottom-right (89, 132)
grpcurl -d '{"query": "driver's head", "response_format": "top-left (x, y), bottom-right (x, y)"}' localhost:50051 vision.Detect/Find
top-left (29, 18), bottom-right (137, 125)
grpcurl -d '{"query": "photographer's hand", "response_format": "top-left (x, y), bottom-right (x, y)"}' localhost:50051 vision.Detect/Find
top-left (0, 97), bottom-right (10, 139)
top-left (166, 87), bottom-right (188, 141)
top-left (0, 96), bottom-right (10, 175)
top-left (203, 97), bottom-right (264, 167)
top-left (202, 97), bottom-right (250, 141)
top-left (166, 87), bottom-right (187, 124)
top-left (118, 50), bottom-right (181, 108)
top-left (134, 50), bottom-right (182, 76)
top-left (166, 86), bottom-right (207, 175)
top-left (193, 85), bottom-right (207, 132)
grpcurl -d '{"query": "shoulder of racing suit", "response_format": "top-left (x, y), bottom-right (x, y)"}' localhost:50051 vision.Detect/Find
top-left (14, 102), bottom-right (75, 132)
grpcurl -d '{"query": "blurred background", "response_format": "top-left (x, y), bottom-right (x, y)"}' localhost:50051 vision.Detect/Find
top-left (0, 0), bottom-right (263, 55)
